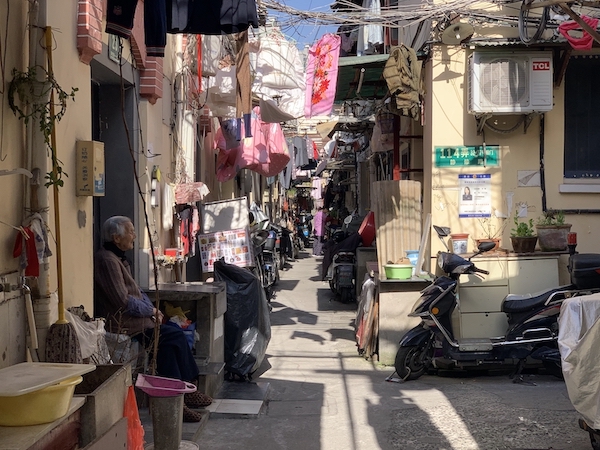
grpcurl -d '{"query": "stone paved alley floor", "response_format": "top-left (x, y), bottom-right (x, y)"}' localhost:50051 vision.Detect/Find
top-left (178, 250), bottom-right (593, 450)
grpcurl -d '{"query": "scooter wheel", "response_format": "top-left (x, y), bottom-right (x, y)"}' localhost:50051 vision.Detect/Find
top-left (340, 287), bottom-right (353, 304)
top-left (394, 344), bottom-right (432, 381)
top-left (329, 279), bottom-right (336, 294)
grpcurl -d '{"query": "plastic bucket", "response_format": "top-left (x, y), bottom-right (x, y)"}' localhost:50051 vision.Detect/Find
top-left (450, 233), bottom-right (469, 254)
top-left (405, 250), bottom-right (419, 275)
top-left (358, 211), bottom-right (375, 246)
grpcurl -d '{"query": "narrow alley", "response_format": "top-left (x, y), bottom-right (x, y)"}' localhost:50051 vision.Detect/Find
top-left (179, 251), bottom-right (593, 450)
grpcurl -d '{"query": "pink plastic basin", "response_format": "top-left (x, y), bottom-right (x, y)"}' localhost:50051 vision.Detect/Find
top-left (135, 374), bottom-right (196, 397)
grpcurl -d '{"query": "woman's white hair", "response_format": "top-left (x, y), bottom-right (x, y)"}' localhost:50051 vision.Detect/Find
top-left (102, 216), bottom-right (132, 243)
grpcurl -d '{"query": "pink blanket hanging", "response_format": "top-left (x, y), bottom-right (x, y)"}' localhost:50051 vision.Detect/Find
top-left (214, 106), bottom-right (290, 182)
top-left (304, 34), bottom-right (341, 118)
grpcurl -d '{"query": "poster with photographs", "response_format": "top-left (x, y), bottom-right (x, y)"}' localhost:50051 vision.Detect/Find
top-left (198, 228), bottom-right (252, 273)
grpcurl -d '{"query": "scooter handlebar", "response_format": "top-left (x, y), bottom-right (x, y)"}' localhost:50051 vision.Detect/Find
top-left (473, 267), bottom-right (489, 275)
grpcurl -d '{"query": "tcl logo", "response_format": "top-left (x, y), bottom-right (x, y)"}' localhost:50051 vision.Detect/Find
top-left (533, 61), bottom-right (551, 70)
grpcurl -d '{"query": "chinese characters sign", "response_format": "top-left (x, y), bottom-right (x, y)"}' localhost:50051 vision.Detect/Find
top-left (435, 146), bottom-right (499, 167)
top-left (459, 174), bottom-right (491, 218)
top-left (198, 228), bottom-right (252, 273)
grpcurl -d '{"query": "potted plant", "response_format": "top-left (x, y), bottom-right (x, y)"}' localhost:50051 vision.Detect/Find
top-left (510, 211), bottom-right (537, 253)
top-left (474, 217), bottom-right (506, 251)
top-left (535, 210), bottom-right (572, 252)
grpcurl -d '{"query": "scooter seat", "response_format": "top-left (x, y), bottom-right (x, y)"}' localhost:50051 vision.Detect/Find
top-left (502, 285), bottom-right (574, 313)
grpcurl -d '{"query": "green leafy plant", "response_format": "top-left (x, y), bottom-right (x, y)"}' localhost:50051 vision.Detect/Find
top-left (511, 211), bottom-right (535, 237)
top-left (537, 209), bottom-right (566, 226)
top-left (8, 65), bottom-right (78, 188)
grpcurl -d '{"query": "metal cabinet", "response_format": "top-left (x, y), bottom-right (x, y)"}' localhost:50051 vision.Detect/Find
top-left (456, 256), bottom-right (559, 338)
top-left (147, 282), bottom-right (227, 397)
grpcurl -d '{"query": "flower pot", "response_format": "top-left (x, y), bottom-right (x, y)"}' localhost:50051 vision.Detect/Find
top-left (450, 233), bottom-right (469, 254)
top-left (510, 236), bottom-right (538, 254)
top-left (535, 224), bottom-right (572, 252)
top-left (474, 238), bottom-right (500, 251)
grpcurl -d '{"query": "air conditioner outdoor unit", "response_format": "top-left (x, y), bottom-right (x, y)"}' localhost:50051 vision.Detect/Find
top-left (468, 51), bottom-right (553, 114)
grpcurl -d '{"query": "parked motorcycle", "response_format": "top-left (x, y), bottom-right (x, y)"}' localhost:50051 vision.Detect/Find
top-left (296, 213), bottom-right (312, 248)
top-left (323, 230), bottom-right (363, 304)
top-left (250, 226), bottom-right (278, 303)
top-left (395, 233), bottom-right (600, 381)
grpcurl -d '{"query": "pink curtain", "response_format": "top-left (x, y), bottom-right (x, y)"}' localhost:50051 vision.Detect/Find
top-left (304, 34), bottom-right (341, 118)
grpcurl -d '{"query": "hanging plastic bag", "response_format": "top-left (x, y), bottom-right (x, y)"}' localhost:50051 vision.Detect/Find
top-left (124, 385), bottom-right (145, 450)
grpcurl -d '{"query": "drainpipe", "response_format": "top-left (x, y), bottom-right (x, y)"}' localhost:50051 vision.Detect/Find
top-left (27, 0), bottom-right (53, 359)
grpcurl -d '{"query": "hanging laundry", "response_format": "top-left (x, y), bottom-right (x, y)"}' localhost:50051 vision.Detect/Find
top-left (214, 106), bottom-right (290, 181)
top-left (163, 183), bottom-right (175, 230)
top-left (174, 182), bottom-right (210, 204)
top-left (201, 34), bottom-right (222, 77)
top-left (184, 0), bottom-right (259, 35)
top-left (293, 136), bottom-right (309, 168)
top-left (304, 34), bottom-right (341, 118)
top-left (13, 227), bottom-right (39, 277)
top-left (23, 213), bottom-right (52, 264)
top-left (178, 206), bottom-right (194, 257)
top-left (312, 140), bottom-right (320, 160)
top-left (251, 28), bottom-right (306, 122)
top-left (312, 177), bottom-right (323, 200)
top-left (559, 16), bottom-right (599, 50)
top-left (382, 44), bottom-right (423, 120)
top-left (105, 0), bottom-right (167, 57)
top-left (357, 0), bottom-right (384, 56)
top-left (106, 0), bottom-right (258, 57)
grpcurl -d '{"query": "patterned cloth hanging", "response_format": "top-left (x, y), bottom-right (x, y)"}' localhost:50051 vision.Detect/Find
top-left (304, 34), bottom-right (341, 118)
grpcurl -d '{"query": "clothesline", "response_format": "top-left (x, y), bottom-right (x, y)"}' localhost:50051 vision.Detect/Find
top-left (262, 0), bottom-right (600, 32)
top-left (0, 220), bottom-right (29, 239)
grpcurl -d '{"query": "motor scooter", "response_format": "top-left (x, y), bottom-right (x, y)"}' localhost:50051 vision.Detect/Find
top-left (395, 228), bottom-right (600, 381)
top-left (324, 230), bottom-right (362, 304)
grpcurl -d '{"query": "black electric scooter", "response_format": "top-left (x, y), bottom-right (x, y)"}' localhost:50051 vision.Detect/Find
top-left (395, 227), bottom-right (600, 381)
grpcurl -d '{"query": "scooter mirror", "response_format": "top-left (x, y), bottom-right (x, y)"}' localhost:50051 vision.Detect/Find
top-left (477, 241), bottom-right (496, 253)
top-left (433, 225), bottom-right (450, 238)
top-left (433, 225), bottom-right (451, 251)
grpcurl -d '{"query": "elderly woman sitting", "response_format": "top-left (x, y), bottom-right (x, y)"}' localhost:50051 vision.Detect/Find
top-left (94, 216), bottom-right (211, 422)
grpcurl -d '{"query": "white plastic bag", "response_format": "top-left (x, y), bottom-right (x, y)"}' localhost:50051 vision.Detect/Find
top-left (65, 309), bottom-right (108, 361)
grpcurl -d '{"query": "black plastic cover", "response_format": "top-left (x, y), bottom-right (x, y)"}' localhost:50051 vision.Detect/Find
top-left (214, 259), bottom-right (271, 377)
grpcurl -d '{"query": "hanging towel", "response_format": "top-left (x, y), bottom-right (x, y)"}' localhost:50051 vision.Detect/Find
top-left (163, 183), bottom-right (175, 230)
top-left (304, 34), bottom-right (341, 118)
top-left (357, 0), bottom-right (383, 55)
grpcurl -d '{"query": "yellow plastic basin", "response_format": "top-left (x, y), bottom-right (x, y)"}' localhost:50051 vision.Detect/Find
top-left (0, 375), bottom-right (82, 426)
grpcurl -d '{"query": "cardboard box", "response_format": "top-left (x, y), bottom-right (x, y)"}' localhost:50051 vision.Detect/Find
top-left (76, 140), bottom-right (105, 196)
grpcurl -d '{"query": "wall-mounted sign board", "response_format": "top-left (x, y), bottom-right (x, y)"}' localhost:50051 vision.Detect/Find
top-left (434, 145), bottom-right (499, 167)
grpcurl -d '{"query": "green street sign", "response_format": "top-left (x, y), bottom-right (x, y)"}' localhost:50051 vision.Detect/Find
top-left (434, 146), bottom-right (499, 168)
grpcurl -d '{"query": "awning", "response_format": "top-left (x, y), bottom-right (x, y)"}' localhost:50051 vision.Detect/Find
top-left (334, 54), bottom-right (389, 102)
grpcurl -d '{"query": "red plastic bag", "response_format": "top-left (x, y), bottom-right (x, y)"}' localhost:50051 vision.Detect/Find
top-left (124, 385), bottom-right (145, 450)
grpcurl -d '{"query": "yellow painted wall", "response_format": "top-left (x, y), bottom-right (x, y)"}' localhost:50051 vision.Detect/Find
top-left (46, 6), bottom-right (94, 310)
top-left (0, 2), bottom-right (28, 277)
top-left (427, 43), bottom-right (600, 261)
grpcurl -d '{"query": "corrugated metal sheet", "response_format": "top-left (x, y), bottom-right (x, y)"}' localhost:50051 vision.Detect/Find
top-left (372, 180), bottom-right (422, 275)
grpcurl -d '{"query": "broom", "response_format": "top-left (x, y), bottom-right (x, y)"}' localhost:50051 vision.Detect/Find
top-left (43, 26), bottom-right (82, 364)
